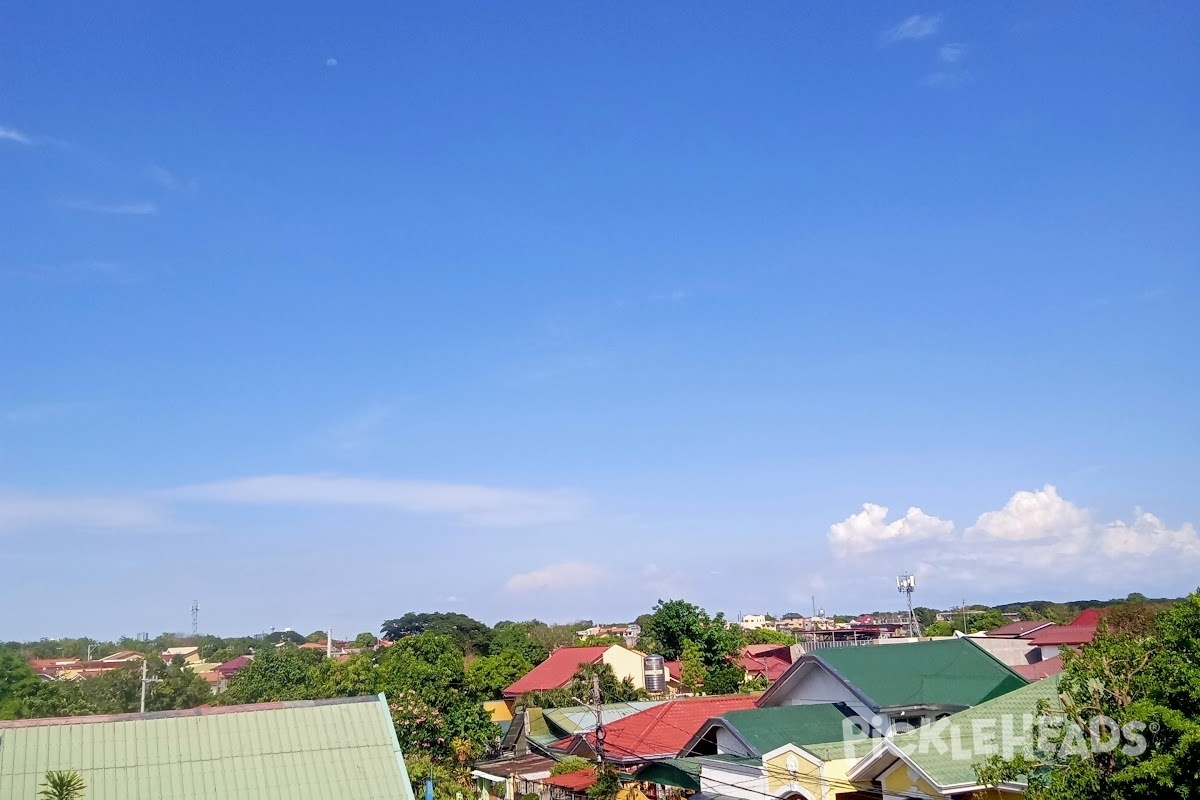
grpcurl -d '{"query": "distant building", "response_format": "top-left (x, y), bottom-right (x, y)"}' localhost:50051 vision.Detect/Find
top-left (739, 614), bottom-right (770, 630)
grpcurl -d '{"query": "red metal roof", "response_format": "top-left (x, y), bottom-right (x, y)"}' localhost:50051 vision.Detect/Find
top-left (664, 660), bottom-right (681, 680)
top-left (541, 768), bottom-right (597, 792)
top-left (1012, 656), bottom-right (1064, 681)
top-left (502, 646), bottom-right (609, 697)
top-left (216, 655), bottom-right (253, 677)
top-left (737, 654), bottom-right (791, 682)
top-left (1070, 608), bottom-right (1104, 627)
top-left (741, 644), bottom-right (791, 658)
top-left (1027, 625), bottom-right (1097, 646)
top-left (580, 694), bottom-right (759, 763)
top-left (984, 620), bottom-right (1056, 638)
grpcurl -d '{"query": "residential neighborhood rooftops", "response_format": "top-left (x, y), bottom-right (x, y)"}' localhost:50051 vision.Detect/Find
top-left (1012, 655), bottom-right (1064, 681)
top-left (759, 637), bottom-right (1028, 711)
top-left (0, 694), bottom-right (414, 800)
top-left (541, 767), bottom-right (598, 792)
top-left (503, 646), bottom-right (609, 697)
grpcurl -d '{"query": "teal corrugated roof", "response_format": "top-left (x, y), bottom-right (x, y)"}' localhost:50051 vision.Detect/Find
top-left (815, 639), bottom-right (1027, 708)
top-left (542, 701), bottom-right (665, 735)
top-left (888, 675), bottom-right (1063, 787)
top-left (718, 705), bottom-right (865, 754)
top-left (0, 695), bottom-right (414, 800)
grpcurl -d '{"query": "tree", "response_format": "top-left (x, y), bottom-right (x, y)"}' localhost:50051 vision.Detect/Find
top-left (353, 632), bottom-right (378, 648)
top-left (587, 764), bottom-right (621, 800)
top-left (380, 613), bottom-right (493, 657)
top-left (643, 600), bottom-right (741, 665)
top-left (490, 624), bottom-right (549, 665)
top-left (703, 664), bottom-right (746, 696)
top-left (552, 756), bottom-right (592, 775)
top-left (467, 650), bottom-right (534, 699)
top-left (968, 610), bottom-right (1006, 633)
top-left (679, 641), bottom-right (707, 694)
top-left (740, 628), bottom-right (794, 646)
top-left (218, 646), bottom-right (324, 705)
top-left (0, 648), bottom-right (43, 719)
top-left (975, 590), bottom-right (1200, 799)
top-left (923, 621), bottom-right (955, 637)
top-left (306, 630), bottom-right (328, 643)
top-left (39, 770), bottom-right (86, 800)
top-left (147, 657), bottom-right (213, 711)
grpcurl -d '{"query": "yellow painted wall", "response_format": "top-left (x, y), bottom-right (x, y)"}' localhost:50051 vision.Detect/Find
top-left (882, 763), bottom-right (942, 799)
top-left (602, 646), bottom-right (646, 690)
top-left (483, 700), bottom-right (514, 723)
top-left (765, 750), bottom-right (820, 800)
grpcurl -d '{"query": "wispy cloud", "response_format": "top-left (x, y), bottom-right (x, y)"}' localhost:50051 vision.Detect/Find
top-left (325, 58), bottom-right (339, 68)
top-left (882, 13), bottom-right (943, 44)
top-left (164, 473), bottom-right (588, 527)
top-left (938, 43), bottom-right (967, 63)
top-left (1, 126), bottom-right (34, 146)
top-left (3, 402), bottom-right (84, 424)
top-left (506, 561), bottom-right (608, 591)
top-left (0, 488), bottom-right (171, 534)
top-left (65, 199), bottom-right (158, 216)
top-left (321, 405), bottom-right (395, 455)
top-left (149, 165), bottom-right (197, 193)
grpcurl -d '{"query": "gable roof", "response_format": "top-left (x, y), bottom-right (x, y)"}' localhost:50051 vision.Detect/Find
top-left (1012, 655), bottom-right (1064, 681)
top-left (580, 695), bottom-right (759, 764)
top-left (759, 638), bottom-right (1027, 711)
top-left (0, 694), bottom-right (413, 800)
top-left (503, 646), bottom-right (609, 697)
top-left (1027, 625), bottom-right (1096, 646)
top-left (1070, 608), bottom-right (1104, 626)
top-left (983, 620), bottom-right (1056, 638)
top-left (681, 704), bottom-right (867, 757)
top-left (849, 676), bottom-right (1063, 791)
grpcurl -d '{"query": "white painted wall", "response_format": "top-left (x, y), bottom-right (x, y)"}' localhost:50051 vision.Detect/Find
top-left (715, 727), bottom-right (756, 757)
top-left (700, 764), bottom-right (766, 800)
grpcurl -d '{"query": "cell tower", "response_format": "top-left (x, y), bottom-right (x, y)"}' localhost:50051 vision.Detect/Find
top-left (897, 573), bottom-right (918, 637)
top-left (191, 600), bottom-right (199, 636)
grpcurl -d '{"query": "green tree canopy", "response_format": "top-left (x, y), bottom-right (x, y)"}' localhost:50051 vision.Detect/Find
top-left (467, 649), bottom-right (534, 699)
top-left (218, 645), bottom-right (325, 705)
top-left (381, 612), bottom-right (494, 656)
top-left (679, 640), bottom-right (707, 694)
top-left (703, 664), bottom-right (747, 696)
top-left (643, 599), bottom-right (741, 665)
top-left (490, 623), bottom-right (549, 665)
top-left (353, 632), bottom-right (379, 648)
top-left (552, 756), bottom-right (592, 775)
top-left (0, 648), bottom-right (43, 720)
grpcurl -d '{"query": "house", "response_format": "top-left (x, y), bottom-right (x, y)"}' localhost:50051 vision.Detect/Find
top-left (756, 638), bottom-right (1028, 734)
top-left (740, 614), bottom-right (771, 630)
top-left (679, 704), bottom-right (872, 758)
top-left (0, 694), bottom-right (414, 800)
top-left (503, 645), bottom-right (647, 698)
top-left (562, 694), bottom-right (759, 766)
top-left (160, 646), bottom-right (201, 664)
top-left (471, 753), bottom-right (557, 800)
top-left (28, 651), bottom-right (146, 681)
top-left (215, 654), bottom-right (252, 679)
top-left (1024, 608), bottom-right (1102, 661)
top-left (737, 644), bottom-right (795, 683)
top-left (847, 676), bottom-right (1064, 798)
top-left (520, 701), bottom-right (665, 756)
top-left (697, 739), bottom-right (878, 800)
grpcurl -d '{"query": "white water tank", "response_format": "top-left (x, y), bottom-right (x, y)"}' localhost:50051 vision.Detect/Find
top-left (644, 654), bottom-right (666, 694)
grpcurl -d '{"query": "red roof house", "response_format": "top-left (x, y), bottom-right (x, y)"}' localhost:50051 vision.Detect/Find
top-left (1070, 608), bottom-right (1105, 627)
top-left (541, 768), bottom-right (598, 794)
top-left (1027, 626), bottom-right (1097, 648)
top-left (503, 646), bottom-right (610, 698)
top-left (737, 644), bottom-right (794, 683)
top-left (572, 694), bottom-right (759, 765)
top-left (1012, 655), bottom-right (1064, 681)
top-left (216, 655), bottom-right (253, 679)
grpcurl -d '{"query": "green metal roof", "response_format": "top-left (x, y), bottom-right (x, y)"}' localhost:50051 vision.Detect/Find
top-left (800, 736), bottom-right (879, 761)
top-left (542, 701), bottom-right (664, 734)
top-left (0, 694), bottom-right (414, 800)
top-left (815, 638), bottom-right (1027, 709)
top-left (718, 705), bottom-right (866, 754)
top-left (633, 758), bottom-right (702, 790)
top-left (887, 675), bottom-right (1063, 788)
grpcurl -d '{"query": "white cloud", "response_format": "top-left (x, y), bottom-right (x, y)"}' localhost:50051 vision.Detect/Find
top-left (0, 488), bottom-right (169, 534)
top-left (967, 485), bottom-right (1090, 541)
top-left (829, 503), bottom-right (954, 557)
top-left (164, 473), bottom-right (587, 527)
top-left (882, 13), bottom-right (943, 44)
top-left (65, 200), bottom-right (158, 216)
top-left (149, 165), bottom-right (197, 193)
top-left (506, 561), bottom-right (608, 592)
top-left (326, 58), bottom-right (338, 67)
top-left (939, 43), bottom-right (967, 63)
top-left (1, 126), bottom-right (33, 145)
top-left (827, 485), bottom-right (1200, 592)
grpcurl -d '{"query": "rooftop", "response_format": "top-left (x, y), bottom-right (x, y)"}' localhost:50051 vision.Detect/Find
top-left (0, 694), bottom-right (413, 800)
top-left (983, 620), bottom-right (1056, 638)
top-left (1012, 655), bottom-right (1064, 681)
top-left (1027, 625), bottom-right (1097, 646)
top-left (581, 694), bottom-right (759, 764)
top-left (503, 646), bottom-right (610, 697)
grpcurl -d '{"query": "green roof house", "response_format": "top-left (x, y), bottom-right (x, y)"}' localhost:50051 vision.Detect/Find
top-left (678, 704), bottom-right (872, 758)
top-left (756, 638), bottom-right (1028, 735)
top-left (847, 675), bottom-right (1064, 798)
top-left (0, 695), bottom-right (414, 800)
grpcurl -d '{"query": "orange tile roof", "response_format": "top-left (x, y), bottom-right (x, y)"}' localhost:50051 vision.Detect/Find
top-left (581, 694), bottom-right (760, 763)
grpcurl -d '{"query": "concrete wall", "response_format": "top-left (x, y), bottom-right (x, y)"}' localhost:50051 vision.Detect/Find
top-left (602, 645), bottom-right (646, 690)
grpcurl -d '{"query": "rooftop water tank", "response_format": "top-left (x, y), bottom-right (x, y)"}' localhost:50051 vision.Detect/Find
top-left (644, 654), bottom-right (666, 694)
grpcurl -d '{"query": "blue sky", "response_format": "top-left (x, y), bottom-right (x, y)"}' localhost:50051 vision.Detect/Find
top-left (2, 3), bottom-right (1198, 640)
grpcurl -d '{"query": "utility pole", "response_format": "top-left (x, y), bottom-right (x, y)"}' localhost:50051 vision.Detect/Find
top-left (140, 658), bottom-right (161, 713)
top-left (327, 628), bottom-right (333, 659)
top-left (591, 675), bottom-right (606, 764)
top-left (191, 600), bottom-right (199, 636)
top-left (86, 642), bottom-right (99, 662)
top-left (962, 598), bottom-right (967, 633)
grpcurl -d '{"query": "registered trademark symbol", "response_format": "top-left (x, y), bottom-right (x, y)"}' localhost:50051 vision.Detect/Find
top-left (1149, 722), bottom-right (1160, 733)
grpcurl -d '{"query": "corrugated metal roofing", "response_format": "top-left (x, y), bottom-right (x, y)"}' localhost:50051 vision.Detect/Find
top-left (503, 647), bottom-right (609, 697)
top-left (0, 694), bottom-right (413, 800)
top-left (809, 638), bottom-right (1027, 709)
top-left (717, 704), bottom-right (865, 754)
top-left (542, 701), bottom-right (665, 734)
top-left (1027, 625), bottom-right (1097, 646)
